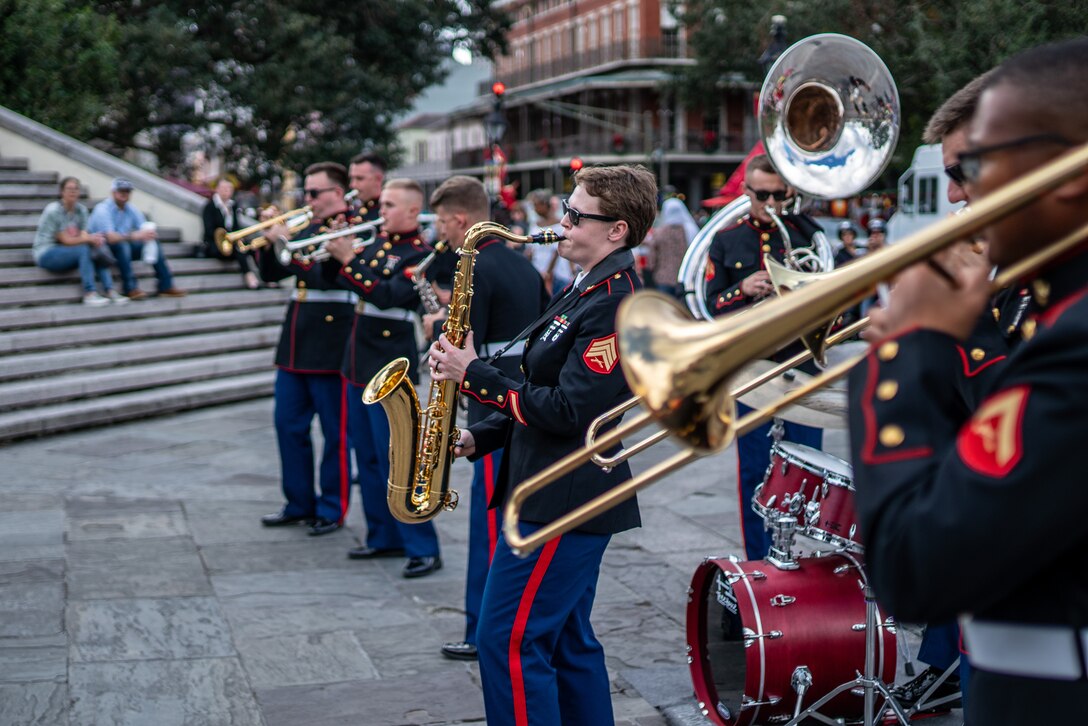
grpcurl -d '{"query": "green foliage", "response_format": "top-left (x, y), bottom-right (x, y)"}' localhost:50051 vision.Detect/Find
top-left (2, 1), bottom-right (509, 178)
top-left (0, 0), bottom-right (122, 138)
top-left (670, 0), bottom-right (1088, 176)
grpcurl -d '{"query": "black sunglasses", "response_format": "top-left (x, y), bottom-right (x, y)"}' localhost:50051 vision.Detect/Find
top-left (561, 199), bottom-right (619, 226)
top-left (746, 184), bottom-right (789, 202)
top-left (943, 163), bottom-right (966, 186)
top-left (957, 134), bottom-right (1074, 183)
top-left (303, 186), bottom-right (337, 199)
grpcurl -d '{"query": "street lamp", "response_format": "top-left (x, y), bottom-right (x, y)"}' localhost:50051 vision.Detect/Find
top-left (483, 81), bottom-right (508, 208)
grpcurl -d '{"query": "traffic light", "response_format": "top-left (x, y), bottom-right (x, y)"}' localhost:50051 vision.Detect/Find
top-left (569, 157), bottom-right (584, 173)
top-left (491, 81), bottom-right (506, 97)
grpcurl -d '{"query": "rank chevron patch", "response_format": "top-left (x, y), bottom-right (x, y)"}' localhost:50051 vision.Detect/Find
top-left (956, 385), bottom-right (1029, 477)
top-left (583, 334), bottom-right (619, 374)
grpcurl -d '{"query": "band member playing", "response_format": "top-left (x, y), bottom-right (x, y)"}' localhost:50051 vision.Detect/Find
top-left (703, 154), bottom-right (824, 560)
top-left (849, 38), bottom-right (1088, 724)
top-left (348, 152), bottom-right (384, 223)
top-left (429, 164), bottom-right (657, 725)
top-left (424, 176), bottom-right (548, 661)
top-left (257, 162), bottom-right (356, 536)
top-left (324, 178), bottom-right (442, 578)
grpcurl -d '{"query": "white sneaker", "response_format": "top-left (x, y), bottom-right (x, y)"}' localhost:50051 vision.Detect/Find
top-left (105, 289), bottom-right (131, 305)
top-left (82, 291), bottom-right (109, 306)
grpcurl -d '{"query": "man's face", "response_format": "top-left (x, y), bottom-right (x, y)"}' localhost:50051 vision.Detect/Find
top-left (745, 168), bottom-right (788, 224)
top-left (433, 205), bottom-right (467, 249)
top-left (112, 189), bottom-right (131, 207)
top-left (380, 187), bottom-right (421, 234)
top-left (349, 162), bottom-right (384, 201)
top-left (303, 172), bottom-right (343, 219)
top-left (867, 230), bottom-right (885, 251)
top-left (969, 84), bottom-right (1070, 267)
top-left (61, 180), bottom-right (81, 206)
top-left (942, 126), bottom-right (970, 205)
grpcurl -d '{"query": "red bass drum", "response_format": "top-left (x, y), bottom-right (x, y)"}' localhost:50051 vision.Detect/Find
top-left (686, 552), bottom-right (895, 725)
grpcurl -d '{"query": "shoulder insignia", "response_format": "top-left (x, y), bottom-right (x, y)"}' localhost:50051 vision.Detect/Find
top-left (583, 334), bottom-right (619, 374)
top-left (956, 385), bottom-right (1029, 477)
top-left (705, 260), bottom-right (715, 281)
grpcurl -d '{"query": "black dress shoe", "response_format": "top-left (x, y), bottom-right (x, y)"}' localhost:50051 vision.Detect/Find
top-left (403, 556), bottom-right (442, 578)
top-left (440, 641), bottom-right (478, 661)
top-left (307, 518), bottom-right (341, 536)
top-left (261, 510), bottom-right (314, 527)
top-left (347, 546), bottom-right (405, 560)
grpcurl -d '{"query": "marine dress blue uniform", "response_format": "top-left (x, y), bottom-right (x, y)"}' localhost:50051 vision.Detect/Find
top-left (256, 212), bottom-right (356, 526)
top-left (334, 228), bottom-right (440, 559)
top-left (463, 247), bottom-right (642, 725)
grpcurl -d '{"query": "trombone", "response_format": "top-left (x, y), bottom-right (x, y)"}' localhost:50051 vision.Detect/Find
top-left (276, 218), bottom-right (384, 265)
top-left (214, 189), bottom-right (358, 255)
top-left (502, 142), bottom-right (1088, 556)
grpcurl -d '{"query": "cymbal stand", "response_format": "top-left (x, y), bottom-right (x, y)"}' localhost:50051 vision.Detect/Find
top-left (783, 578), bottom-right (910, 726)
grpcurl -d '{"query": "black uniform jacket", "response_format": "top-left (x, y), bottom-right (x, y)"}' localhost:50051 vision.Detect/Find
top-left (952, 283), bottom-right (1033, 413)
top-left (464, 247), bottom-right (642, 536)
top-left (202, 198), bottom-right (237, 251)
top-left (336, 228), bottom-right (430, 386)
top-left (355, 196), bottom-right (380, 223)
top-left (848, 249), bottom-right (1088, 627)
top-left (256, 211), bottom-right (356, 374)
top-left (704, 213), bottom-right (820, 315)
top-left (458, 237), bottom-right (548, 425)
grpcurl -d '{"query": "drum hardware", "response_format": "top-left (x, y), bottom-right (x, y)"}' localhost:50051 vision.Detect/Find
top-left (743, 628), bottom-right (784, 643)
top-left (790, 666), bottom-right (813, 721)
top-left (766, 515), bottom-right (800, 570)
top-left (770, 595), bottom-right (796, 607)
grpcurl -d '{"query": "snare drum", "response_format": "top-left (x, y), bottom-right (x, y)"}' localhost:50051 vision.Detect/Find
top-left (687, 553), bottom-right (895, 725)
top-left (752, 442), bottom-right (853, 537)
top-left (804, 474), bottom-right (863, 552)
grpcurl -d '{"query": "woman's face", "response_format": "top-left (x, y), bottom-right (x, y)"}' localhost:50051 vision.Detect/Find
top-left (558, 185), bottom-right (622, 270)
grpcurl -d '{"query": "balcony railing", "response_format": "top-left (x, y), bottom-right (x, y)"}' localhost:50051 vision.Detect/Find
top-left (497, 37), bottom-right (687, 90)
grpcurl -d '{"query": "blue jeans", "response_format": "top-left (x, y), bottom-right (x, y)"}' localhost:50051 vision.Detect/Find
top-left (37, 244), bottom-right (113, 292)
top-left (109, 241), bottom-right (174, 293)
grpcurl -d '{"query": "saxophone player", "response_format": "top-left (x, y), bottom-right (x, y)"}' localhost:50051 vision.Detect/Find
top-left (429, 165), bottom-right (656, 724)
top-left (323, 178), bottom-right (443, 578)
top-left (424, 176), bottom-right (548, 662)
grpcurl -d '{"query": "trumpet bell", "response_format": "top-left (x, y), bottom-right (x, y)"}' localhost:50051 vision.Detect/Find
top-left (214, 228), bottom-right (232, 256)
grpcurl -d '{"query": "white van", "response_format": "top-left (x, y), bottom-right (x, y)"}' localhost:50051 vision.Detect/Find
top-left (886, 144), bottom-right (963, 243)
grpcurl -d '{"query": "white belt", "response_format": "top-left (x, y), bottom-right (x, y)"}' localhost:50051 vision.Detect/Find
top-left (355, 301), bottom-right (416, 322)
top-left (961, 616), bottom-right (1088, 681)
top-left (291, 289), bottom-right (358, 304)
top-left (480, 339), bottom-right (526, 358)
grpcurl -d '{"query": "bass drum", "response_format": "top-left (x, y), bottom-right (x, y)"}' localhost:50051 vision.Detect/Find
top-left (687, 552), bottom-right (895, 725)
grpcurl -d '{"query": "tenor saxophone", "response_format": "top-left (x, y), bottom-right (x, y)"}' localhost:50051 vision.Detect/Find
top-left (362, 222), bottom-right (562, 523)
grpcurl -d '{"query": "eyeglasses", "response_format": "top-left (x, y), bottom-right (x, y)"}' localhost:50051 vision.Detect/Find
top-left (943, 163), bottom-right (966, 186)
top-left (304, 187), bottom-right (337, 199)
top-left (746, 185), bottom-right (789, 202)
top-left (561, 199), bottom-right (619, 226)
top-left (957, 134), bottom-right (1074, 184)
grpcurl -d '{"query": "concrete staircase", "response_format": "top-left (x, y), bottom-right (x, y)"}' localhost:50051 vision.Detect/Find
top-left (0, 155), bottom-right (289, 442)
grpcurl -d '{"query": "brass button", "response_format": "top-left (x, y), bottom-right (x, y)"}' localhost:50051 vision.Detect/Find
top-left (364, 280), bottom-right (373, 288)
top-left (878, 341), bottom-right (899, 361)
top-left (354, 273), bottom-right (362, 280)
top-left (383, 241), bottom-right (392, 250)
top-left (876, 381), bottom-right (898, 400)
top-left (614, 273), bottom-right (621, 279)
top-left (376, 250), bottom-right (386, 258)
top-left (1021, 319), bottom-right (1037, 340)
top-left (761, 244), bottom-right (771, 253)
top-left (735, 261), bottom-right (743, 268)
top-left (463, 381), bottom-right (470, 389)
top-left (970, 348), bottom-right (985, 361)
top-left (496, 394), bottom-right (504, 403)
top-left (382, 329), bottom-right (390, 337)
top-left (1032, 279), bottom-right (1050, 306)
top-left (298, 281), bottom-right (307, 288)
top-left (370, 260), bottom-right (379, 268)
top-left (761, 233), bottom-right (770, 242)
top-left (992, 307), bottom-right (1000, 321)
top-left (345, 267), bottom-right (353, 274)
top-left (391, 234), bottom-right (400, 242)
top-left (752, 219), bottom-right (761, 228)
top-left (383, 269), bottom-right (391, 276)
top-left (879, 425), bottom-right (905, 447)
top-left (324, 315), bottom-right (334, 322)
top-left (480, 388), bottom-right (488, 396)
top-left (1007, 325), bottom-right (1016, 334)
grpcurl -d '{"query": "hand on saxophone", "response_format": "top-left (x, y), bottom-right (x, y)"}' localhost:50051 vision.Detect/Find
top-left (428, 331), bottom-right (477, 383)
top-left (452, 429), bottom-right (476, 459)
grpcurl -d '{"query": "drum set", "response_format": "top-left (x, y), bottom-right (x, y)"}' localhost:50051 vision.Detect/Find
top-left (686, 438), bottom-right (959, 725)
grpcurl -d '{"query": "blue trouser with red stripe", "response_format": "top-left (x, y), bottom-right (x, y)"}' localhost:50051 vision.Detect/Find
top-left (273, 369), bottom-right (348, 523)
top-left (346, 382), bottom-right (440, 557)
top-left (464, 450), bottom-right (503, 644)
top-left (736, 401), bottom-right (822, 561)
top-left (477, 522), bottom-right (612, 726)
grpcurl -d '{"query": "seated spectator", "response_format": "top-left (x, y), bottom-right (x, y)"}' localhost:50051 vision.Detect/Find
top-left (33, 176), bottom-right (127, 306)
top-left (202, 177), bottom-right (259, 289)
top-left (88, 178), bottom-right (186, 299)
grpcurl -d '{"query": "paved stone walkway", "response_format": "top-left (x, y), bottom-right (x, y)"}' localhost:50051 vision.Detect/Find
top-left (0, 398), bottom-right (961, 725)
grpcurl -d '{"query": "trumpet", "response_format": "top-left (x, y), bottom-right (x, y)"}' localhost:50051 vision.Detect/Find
top-left (501, 141), bottom-right (1088, 556)
top-left (276, 218), bottom-right (384, 265)
top-left (214, 190), bottom-right (358, 255)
